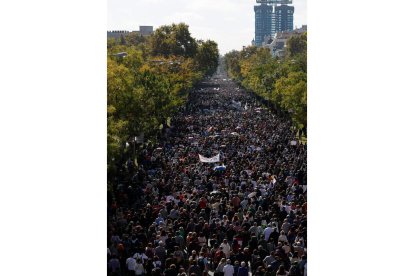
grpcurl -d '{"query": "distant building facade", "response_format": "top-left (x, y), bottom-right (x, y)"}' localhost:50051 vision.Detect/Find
top-left (254, 1), bottom-right (294, 46)
top-left (107, 30), bottom-right (130, 40)
top-left (264, 25), bottom-right (307, 57)
top-left (139, 26), bottom-right (153, 36)
top-left (107, 26), bottom-right (154, 40)
top-left (275, 5), bottom-right (294, 33)
top-left (254, 4), bottom-right (273, 46)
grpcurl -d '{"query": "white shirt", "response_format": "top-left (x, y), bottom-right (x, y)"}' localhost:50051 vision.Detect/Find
top-left (132, 253), bottom-right (148, 262)
top-left (283, 205), bottom-right (291, 213)
top-left (264, 227), bottom-right (273, 241)
top-left (220, 243), bottom-right (231, 257)
top-left (126, 257), bottom-right (136, 271)
top-left (278, 234), bottom-right (288, 243)
top-left (134, 263), bottom-right (145, 275)
top-left (223, 264), bottom-right (234, 276)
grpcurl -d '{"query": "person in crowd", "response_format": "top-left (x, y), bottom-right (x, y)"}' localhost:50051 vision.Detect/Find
top-left (188, 260), bottom-right (202, 276)
top-left (264, 251), bottom-right (276, 267)
top-left (237, 262), bottom-right (249, 276)
top-left (164, 264), bottom-right (178, 276)
top-left (215, 258), bottom-right (226, 276)
top-left (232, 261), bottom-right (240, 276)
top-left (133, 259), bottom-right (145, 276)
top-left (108, 254), bottom-right (121, 276)
top-left (276, 265), bottom-right (288, 276)
top-left (125, 255), bottom-right (137, 276)
top-left (223, 259), bottom-right (235, 276)
top-left (107, 76), bottom-right (307, 276)
top-left (220, 239), bottom-right (231, 258)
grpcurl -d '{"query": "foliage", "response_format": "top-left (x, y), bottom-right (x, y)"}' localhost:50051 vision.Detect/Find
top-left (107, 23), bottom-right (218, 169)
top-left (125, 32), bottom-right (147, 46)
top-left (274, 71), bottom-right (307, 128)
top-left (149, 23), bottom-right (198, 58)
top-left (286, 33), bottom-right (307, 57)
top-left (224, 32), bottom-right (307, 130)
top-left (195, 40), bottom-right (219, 76)
top-left (223, 50), bottom-right (242, 81)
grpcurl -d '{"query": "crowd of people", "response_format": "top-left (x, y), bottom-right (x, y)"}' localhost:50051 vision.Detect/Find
top-left (108, 74), bottom-right (307, 276)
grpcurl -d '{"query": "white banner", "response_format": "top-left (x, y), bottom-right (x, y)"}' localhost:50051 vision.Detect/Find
top-left (230, 100), bottom-right (242, 110)
top-left (232, 100), bottom-right (242, 107)
top-left (199, 154), bottom-right (220, 163)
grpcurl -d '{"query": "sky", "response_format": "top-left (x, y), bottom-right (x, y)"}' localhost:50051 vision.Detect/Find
top-left (108, 0), bottom-right (307, 55)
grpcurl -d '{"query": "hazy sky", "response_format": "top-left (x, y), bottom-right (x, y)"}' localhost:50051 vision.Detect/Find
top-left (108, 0), bottom-right (307, 55)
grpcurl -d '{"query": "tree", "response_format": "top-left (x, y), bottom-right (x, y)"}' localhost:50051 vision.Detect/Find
top-left (223, 37), bottom-right (307, 132)
top-left (224, 50), bottom-right (242, 80)
top-left (195, 40), bottom-right (219, 76)
top-left (107, 105), bottom-right (128, 171)
top-left (149, 23), bottom-right (198, 58)
top-left (286, 33), bottom-right (307, 57)
top-left (273, 71), bottom-right (307, 129)
top-left (107, 59), bottom-right (133, 115)
top-left (120, 34), bottom-right (126, 45)
top-left (240, 47), bottom-right (276, 99)
top-left (107, 38), bottom-right (116, 49)
top-left (125, 32), bottom-right (146, 46)
top-left (107, 23), bottom-right (218, 168)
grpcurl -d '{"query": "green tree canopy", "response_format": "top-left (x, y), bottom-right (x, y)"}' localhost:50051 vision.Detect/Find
top-left (224, 33), bottom-right (307, 131)
top-left (273, 71), bottom-right (307, 128)
top-left (286, 32), bottom-right (307, 57)
top-left (149, 23), bottom-right (198, 58)
top-left (195, 40), bottom-right (219, 76)
top-left (107, 23), bottom-right (218, 170)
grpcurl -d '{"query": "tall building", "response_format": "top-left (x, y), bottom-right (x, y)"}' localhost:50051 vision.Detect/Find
top-left (139, 26), bottom-right (153, 36)
top-left (275, 5), bottom-right (294, 33)
top-left (254, 1), bottom-right (294, 46)
top-left (254, 4), bottom-right (273, 46)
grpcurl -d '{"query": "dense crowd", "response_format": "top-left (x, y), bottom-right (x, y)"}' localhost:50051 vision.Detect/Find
top-left (108, 74), bottom-right (307, 276)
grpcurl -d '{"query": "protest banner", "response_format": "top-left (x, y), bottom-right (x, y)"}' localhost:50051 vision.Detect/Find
top-left (198, 154), bottom-right (220, 163)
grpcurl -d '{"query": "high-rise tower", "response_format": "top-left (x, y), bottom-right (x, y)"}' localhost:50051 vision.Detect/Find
top-left (254, 0), bottom-right (294, 46)
top-left (275, 4), bottom-right (294, 33)
top-left (254, 4), bottom-right (273, 46)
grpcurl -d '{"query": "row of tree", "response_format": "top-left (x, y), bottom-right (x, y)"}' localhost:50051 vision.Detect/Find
top-left (224, 33), bottom-right (307, 133)
top-left (107, 23), bottom-right (219, 172)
